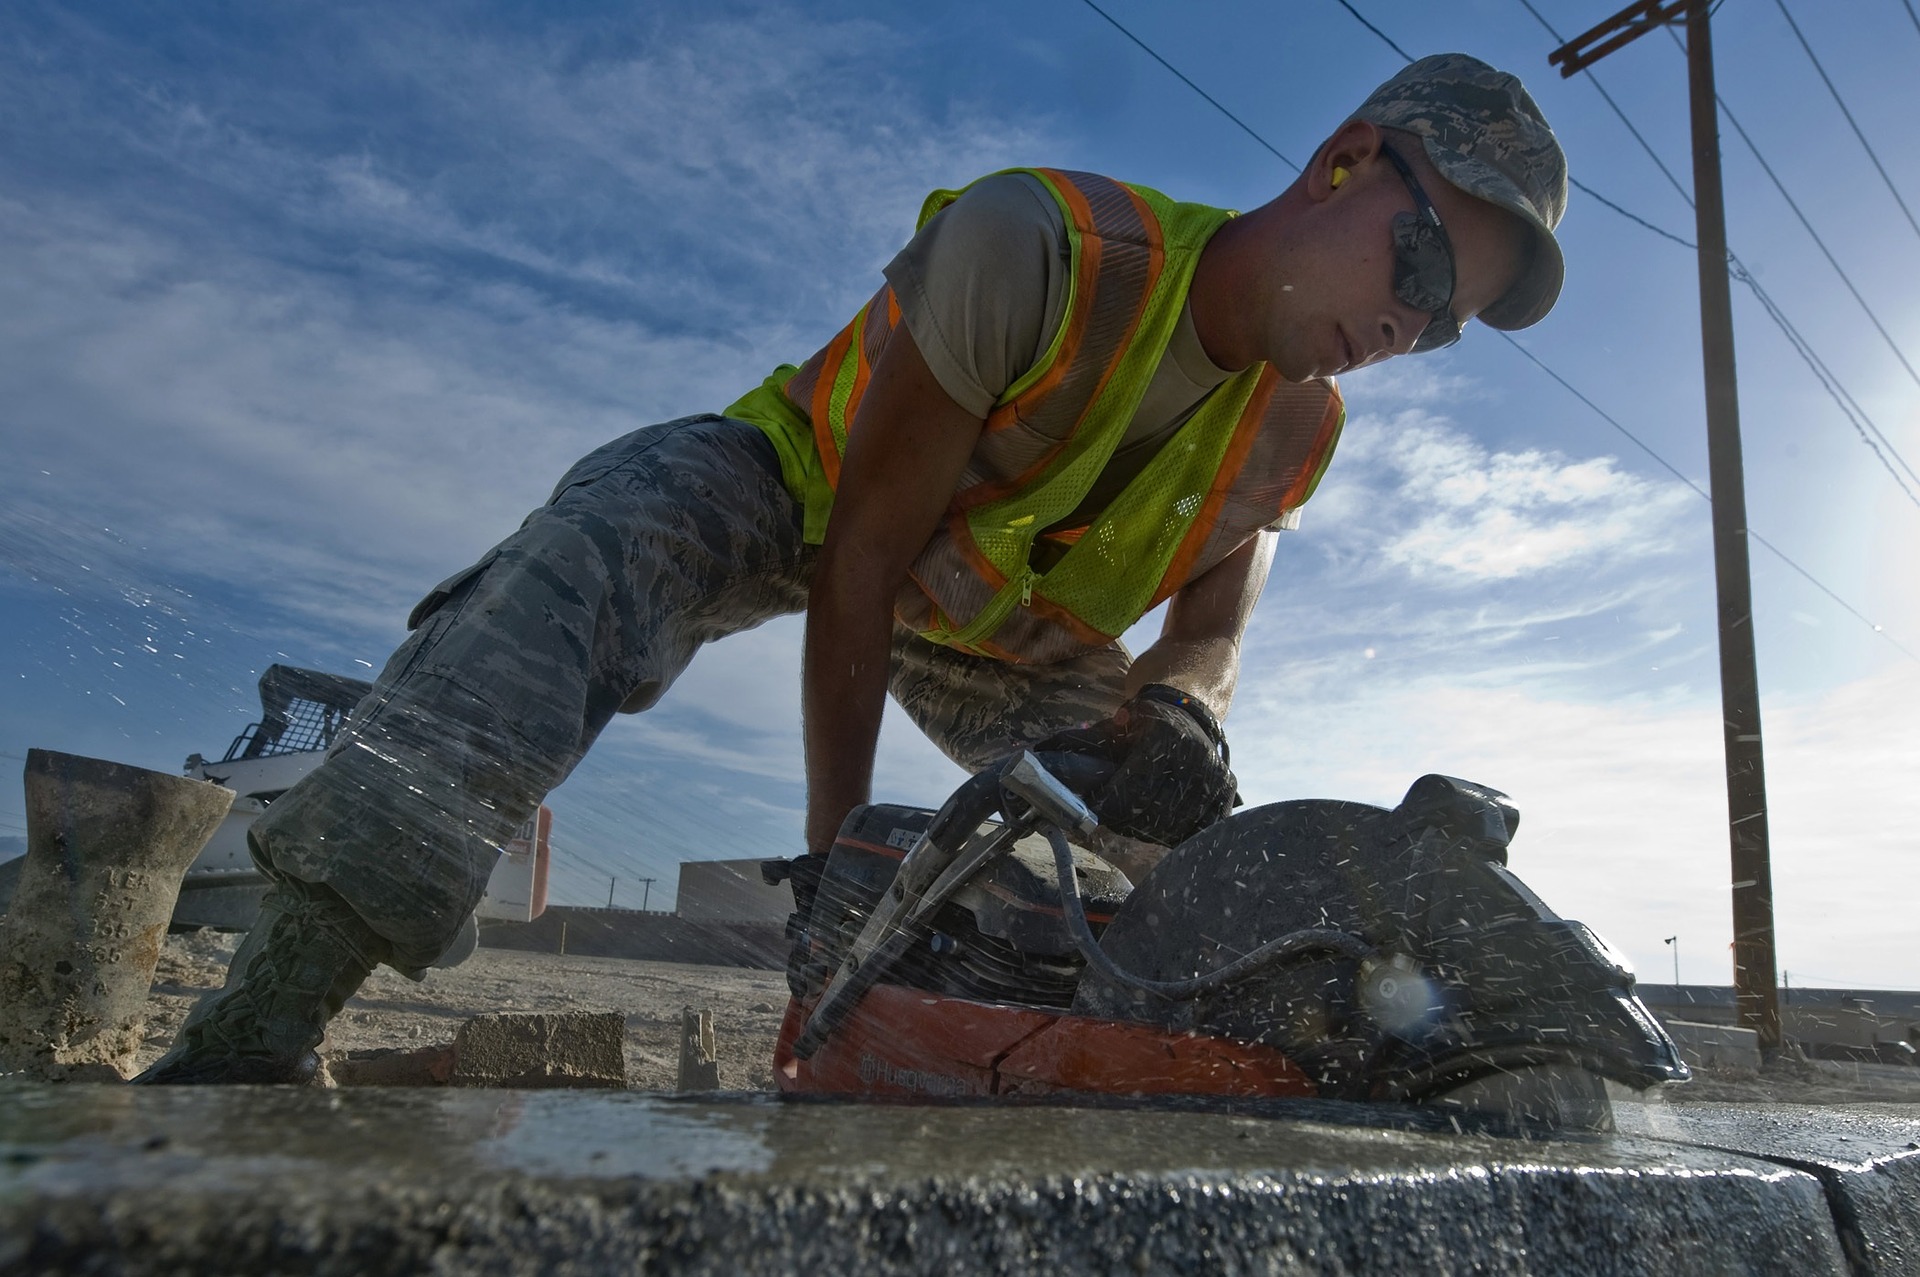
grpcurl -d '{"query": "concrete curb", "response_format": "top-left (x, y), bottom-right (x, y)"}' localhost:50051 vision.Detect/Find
top-left (1615, 1102), bottom-right (1920, 1275)
top-left (3, 1084), bottom-right (1917, 1275)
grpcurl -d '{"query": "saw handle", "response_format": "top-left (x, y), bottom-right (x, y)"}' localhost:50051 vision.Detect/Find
top-left (999, 750), bottom-right (1110, 838)
top-left (791, 751), bottom-right (1112, 1060)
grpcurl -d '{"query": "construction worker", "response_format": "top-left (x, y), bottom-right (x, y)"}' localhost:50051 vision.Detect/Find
top-left (138, 53), bottom-right (1567, 1084)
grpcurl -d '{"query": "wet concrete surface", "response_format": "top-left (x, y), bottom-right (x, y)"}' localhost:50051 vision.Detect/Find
top-left (6, 1083), bottom-right (1916, 1275)
top-left (1615, 1101), bottom-right (1920, 1276)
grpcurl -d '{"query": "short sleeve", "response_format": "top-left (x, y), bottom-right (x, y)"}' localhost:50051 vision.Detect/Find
top-left (882, 173), bottom-right (1070, 419)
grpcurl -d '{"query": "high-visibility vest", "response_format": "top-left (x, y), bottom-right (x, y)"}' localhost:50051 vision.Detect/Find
top-left (728, 168), bottom-right (1345, 664)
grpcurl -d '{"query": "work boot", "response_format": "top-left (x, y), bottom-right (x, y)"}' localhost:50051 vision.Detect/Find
top-left (133, 877), bottom-right (390, 1085)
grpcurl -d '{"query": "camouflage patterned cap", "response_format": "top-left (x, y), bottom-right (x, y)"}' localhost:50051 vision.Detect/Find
top-left (1350, 53), bottom-right (1568, 330)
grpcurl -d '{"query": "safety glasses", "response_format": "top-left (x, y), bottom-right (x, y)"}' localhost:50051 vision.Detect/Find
top-left (1379, 144), bottom-right (1461, 353)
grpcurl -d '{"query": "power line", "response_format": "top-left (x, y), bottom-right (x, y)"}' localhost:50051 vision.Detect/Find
top-left (1732, 263), bottom-right (1920, 507)
top-left (1515, 0), bottom-right (1920, 497)
top-left (1771, 0), bottom-right (1920, 247)
top-left (1489, 327), bottom-right (1920, 662)
top-left (1719, 96), bottom-right (1920, 397)
top-left (1570, 176), bottom-right (1696, 250)
top-left (1510, 5), bottom-right (1920, 501)
top-left (1496, 334), bottom-right (1708, 500)
top-left (1085, 0), bottom-right (1917, 663)
top-left (1515, 0), bottom-right (1697, 211)
top-left (1903, 0), bottom-right (1920, 45)
top-left (1658, 24), bottom-right (1920, 398)
top-left (1451, 1), bottom-right (1920, 522)
top-left (1330, 0), bottom-right (1415, 62)
top-left (1076, 1), bottom-right (1300, 173)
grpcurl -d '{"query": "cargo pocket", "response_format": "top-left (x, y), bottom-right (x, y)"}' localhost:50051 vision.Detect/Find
top-left (407, 549), bottom-right (501, 631)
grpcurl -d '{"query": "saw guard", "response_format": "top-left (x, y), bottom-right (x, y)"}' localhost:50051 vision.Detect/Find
top-left (1073, 776), bottom-right (1689, 1100)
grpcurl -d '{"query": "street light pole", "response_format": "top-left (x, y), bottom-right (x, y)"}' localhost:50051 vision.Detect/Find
top-left (1665, 935), bottom-right (1680, 987)
top-left (638, 877), bottom-right (657, 913)
top-left (1549, 0), bottom-right (1781, 1051)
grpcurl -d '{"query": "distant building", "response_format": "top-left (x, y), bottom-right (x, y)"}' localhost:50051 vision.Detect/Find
top-left (1640, 984), bottom-right (1920, 1064)
top-left (675, 858), bottom-right (793, 925)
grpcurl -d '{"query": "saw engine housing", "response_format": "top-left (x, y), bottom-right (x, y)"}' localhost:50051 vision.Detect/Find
top-left (775, 770), bottom-right (1687, 1114)
top-left (797, 803), bottom-right (1133, 1010)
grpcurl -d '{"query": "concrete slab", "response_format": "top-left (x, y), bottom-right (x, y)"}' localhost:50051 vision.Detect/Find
top-left (3, 1082), bottom-right (1897, 1275)
top-left (1616, 1100), bottom-right (1920, 1276)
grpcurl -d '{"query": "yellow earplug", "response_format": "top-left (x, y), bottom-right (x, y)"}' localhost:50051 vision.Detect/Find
top-left (1331, 166), bottom-right (1351, 189)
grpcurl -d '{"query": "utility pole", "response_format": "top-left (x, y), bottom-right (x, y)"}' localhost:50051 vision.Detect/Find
top-left (638, 877), bottom-right (657, 913)
top-left (608, 876), bottom-right (617, 909)
top-left (1550, 0), bottom-right (1780, 1049)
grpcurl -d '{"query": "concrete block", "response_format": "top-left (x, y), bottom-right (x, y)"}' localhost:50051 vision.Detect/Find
top-left (327, 1044), bottom-right (457, 1087)
top-left (1665, 1018), bottom-right (1763, 1071)
top-left (677, 1007), bottom-right (720, 1091)
top-left (0, 751), bottom-right (232, 1081)
top-left (1617, 1103), bottom-right (1920, 1276)
top-left (449, 1011), bottom-right (626, 1089)
top-left (8, 1085), bottom-right (1907, 1275)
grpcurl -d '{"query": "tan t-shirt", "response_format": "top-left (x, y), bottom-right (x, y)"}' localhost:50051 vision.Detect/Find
top-left (883, 172), bottom-right (1242, 523)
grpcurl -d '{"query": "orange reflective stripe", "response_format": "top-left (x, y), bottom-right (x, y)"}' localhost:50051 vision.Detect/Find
top-left (808, 286), bottom-right (901, 492)
top-left (1077, 178), bottom-right (1165, 416)
top-left (810, 321), bottom-right (857, 490)
top-left (967, 172), bottom-right (1161, 508)
top-left (765, 167), bottom-right (1324, 663)
top-left (1149, 370), bottom-right (1277, 608)
top-left (833, 311), bottom-right (874, 433)
top-left (1282, 381), bottom-right (1346, 509)
top-left (987, 172), bottom-right (1107, 426)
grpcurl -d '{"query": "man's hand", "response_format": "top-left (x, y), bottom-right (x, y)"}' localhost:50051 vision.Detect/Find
top-left (802, 323), bottom-right (985, 857)
top-left (1035, 684), bottom-right (1238, 846)
top-left (1039, 529), bottom-right (1280, 847)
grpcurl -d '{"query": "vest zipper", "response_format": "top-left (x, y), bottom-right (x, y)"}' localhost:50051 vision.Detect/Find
top-left (923, 568), bottom-right (1040, 652)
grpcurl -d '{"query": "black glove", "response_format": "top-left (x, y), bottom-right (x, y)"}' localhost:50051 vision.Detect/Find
top-left (1031, 684), bottom-right (1238, 847)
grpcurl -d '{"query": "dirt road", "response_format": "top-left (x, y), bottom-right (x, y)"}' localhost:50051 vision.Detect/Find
top-left (144, 929), bottom-right (791, 1090)
top-left (142, 929), bottom-right (1920, 1104)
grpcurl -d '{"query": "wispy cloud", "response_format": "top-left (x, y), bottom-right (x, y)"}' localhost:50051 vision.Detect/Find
top-left (1219, 638), bottom-right (1920, 987)
top-left (1318, 411), bottom-right (1697, 584)
top-left (5, 3), bottom-right (1913, 973)
top-left (1201, 379), bottom-right (1920, 986)
top-left (0, 7), bottom-right (1051, 645)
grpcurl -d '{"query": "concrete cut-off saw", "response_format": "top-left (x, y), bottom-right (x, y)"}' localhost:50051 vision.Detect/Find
top-left (764, 752), bottom-right (1688, 1129)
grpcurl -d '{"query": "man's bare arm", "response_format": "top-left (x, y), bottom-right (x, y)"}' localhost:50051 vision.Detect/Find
top-left (802, 326), bottom-right (985, 857)
top-left (1125, 529), bottom-right (1279, 714)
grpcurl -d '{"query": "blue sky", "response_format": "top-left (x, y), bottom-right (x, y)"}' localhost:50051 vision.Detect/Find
top-left (3, 0), bottom-right (1916, 990)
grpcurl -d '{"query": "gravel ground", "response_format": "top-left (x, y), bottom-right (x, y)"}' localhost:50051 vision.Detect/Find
top-left (141, 929), bottom-right (1920, 1103)
top-left (142, 929), bottom-right (791, 1090)
top-left (1654, 1051), bottom-right (1920, 1105)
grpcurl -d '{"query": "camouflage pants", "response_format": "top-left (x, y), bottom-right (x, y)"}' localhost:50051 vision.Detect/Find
top-left (251, 415), bottom-right (1134, 971)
